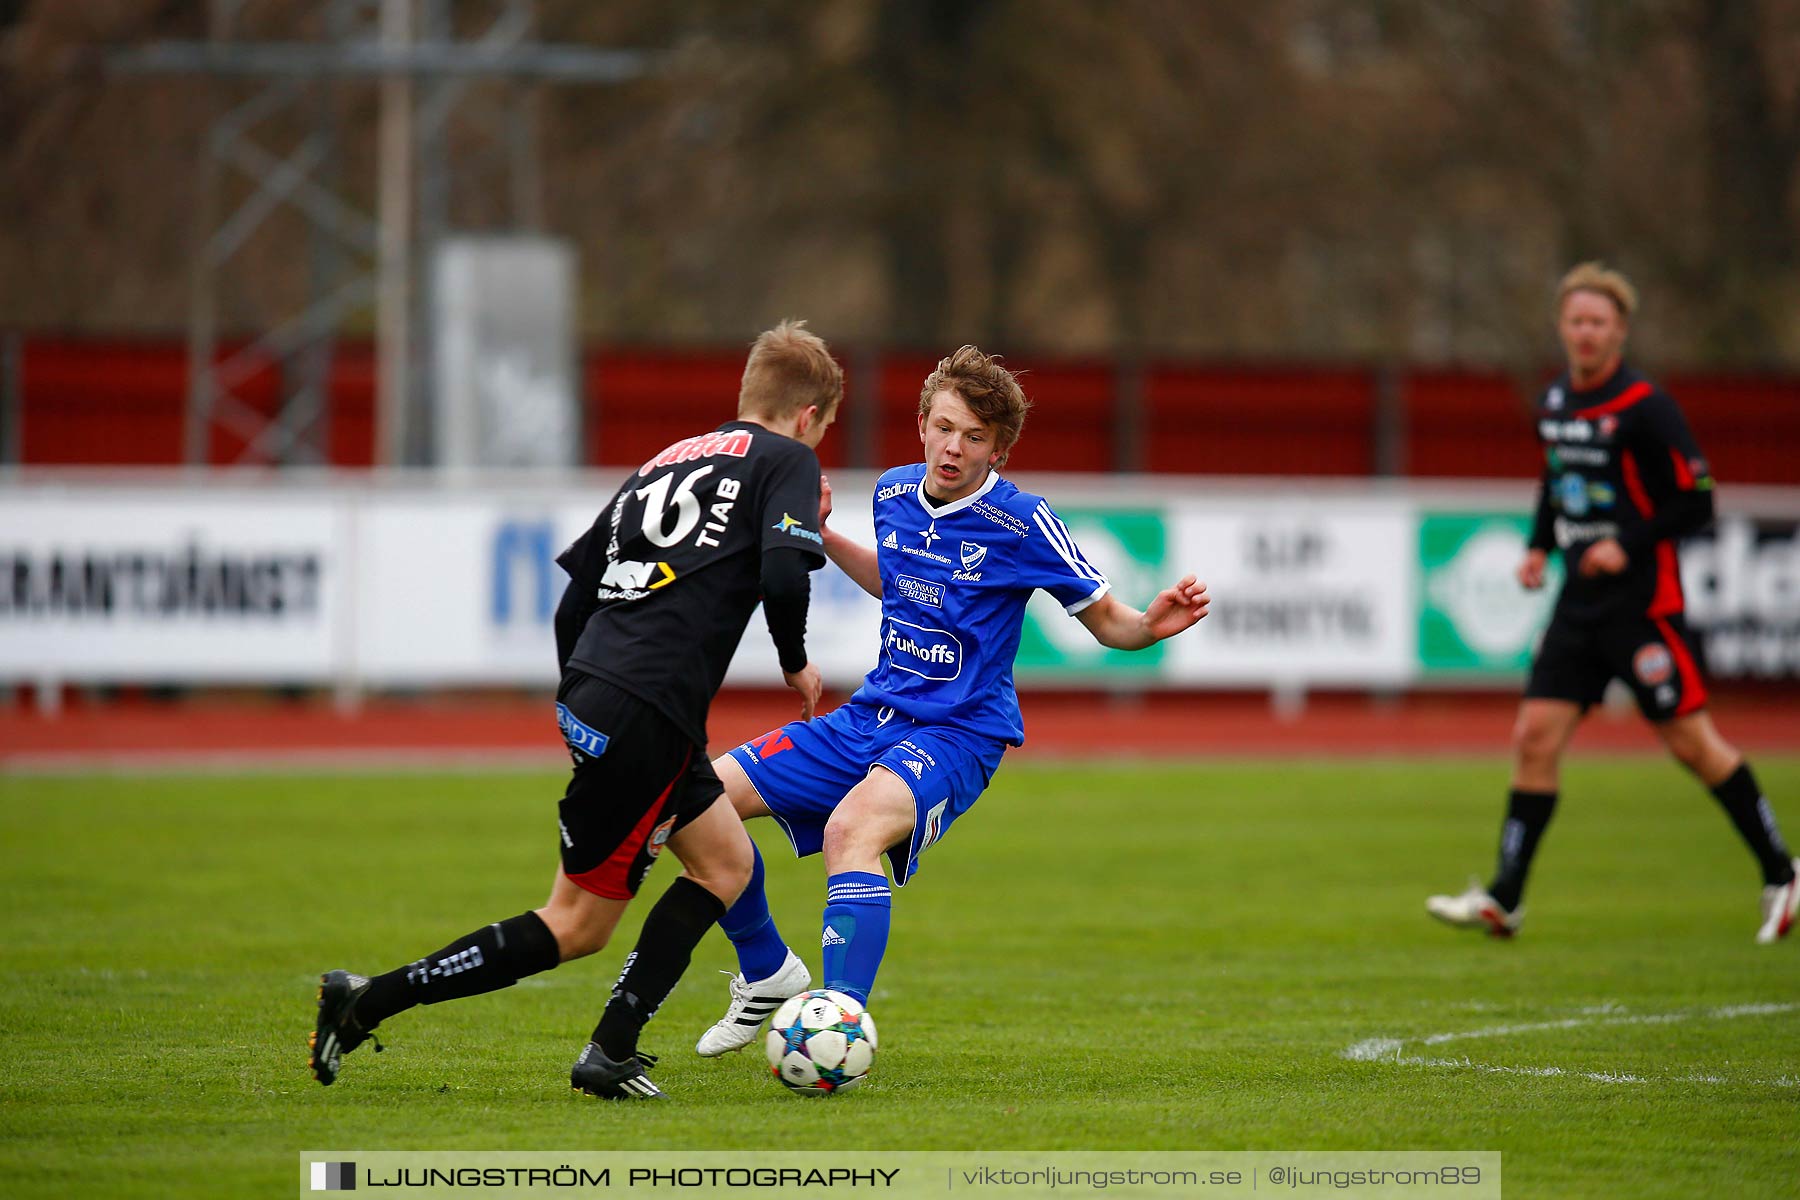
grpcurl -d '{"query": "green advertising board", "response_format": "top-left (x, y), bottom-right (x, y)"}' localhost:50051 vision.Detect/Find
top-left (1015, 508), bottom-right (1167, 676)
top-left (1418, 512), bottom-right (1562, 675)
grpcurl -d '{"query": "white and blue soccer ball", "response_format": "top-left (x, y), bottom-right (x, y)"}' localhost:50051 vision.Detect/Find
top-left (764, 989), bottom-right (877, 1094)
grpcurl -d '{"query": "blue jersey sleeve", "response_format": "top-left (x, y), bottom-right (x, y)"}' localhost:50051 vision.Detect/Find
top-left (1020, 499), bottom-right (1110, 613)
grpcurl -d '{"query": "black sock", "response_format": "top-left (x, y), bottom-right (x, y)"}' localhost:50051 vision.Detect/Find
top-left (1711, 763), bottom-right (1796, 886)
top-left (358, 910), bottom-right (562, 1028)
top-left (1488, 789), bottom-right (1557, 912)
top-left (593, 877), bottom-right (725, 1061)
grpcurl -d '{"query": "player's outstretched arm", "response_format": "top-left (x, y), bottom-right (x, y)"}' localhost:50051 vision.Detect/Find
top-left (1075, 575), bottom-right (1209, 650)
top-left (818, 472), bottom-right (881, 599)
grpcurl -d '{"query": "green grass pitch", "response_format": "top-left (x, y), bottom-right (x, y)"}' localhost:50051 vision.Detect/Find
top-left (3, 758), bottom-right (1796, 1197)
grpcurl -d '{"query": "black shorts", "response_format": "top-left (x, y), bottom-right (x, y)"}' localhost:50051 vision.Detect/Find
top-left (1524, 610), bottom-right (1708, 722)
top-left (553, 671), bottom-right (723, 899)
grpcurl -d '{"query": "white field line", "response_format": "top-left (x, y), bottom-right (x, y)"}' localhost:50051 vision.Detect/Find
top-left (1342, 1003), bottom-right (1799, 1087)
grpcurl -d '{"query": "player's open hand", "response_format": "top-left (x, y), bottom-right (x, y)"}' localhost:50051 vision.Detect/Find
top-left (819, 473), bottom-right (834, 524)
top-left (1517, 548), bottom-right (1548, 590)
top-left (1577, 538), bottom-right (1628, 578)
top-left (783, 662), bottom-right (824, 721)
top-left (1144, 575), bottom-right (1209, 641)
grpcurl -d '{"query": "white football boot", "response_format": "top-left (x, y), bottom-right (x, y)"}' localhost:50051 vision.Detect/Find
top-left (695, 949), bottom-right (811, 1056)
top-left (1754, 859), bottom-right (1800, 945)
top-left (1426, 879), bottom-right (1523, 938)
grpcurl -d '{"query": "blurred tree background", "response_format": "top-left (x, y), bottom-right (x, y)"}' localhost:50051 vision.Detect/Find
top-left (3, 0), bottom-right (1797, 369)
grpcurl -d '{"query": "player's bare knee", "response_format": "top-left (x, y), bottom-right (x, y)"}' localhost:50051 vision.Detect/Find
top-left (537, 907), bottom-right (609, 962)
top-left (820, 813), bottom-right (867, 863)
top-left (683, 841), bottom-right (754, 904)
top-left (1512, 718), bottom-right (1561, 769)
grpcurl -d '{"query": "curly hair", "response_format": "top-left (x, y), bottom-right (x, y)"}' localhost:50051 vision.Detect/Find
top-left (917, 345), bottom-right (1031, 466)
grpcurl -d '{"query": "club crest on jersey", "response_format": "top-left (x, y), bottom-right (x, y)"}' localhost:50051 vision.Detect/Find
top-left (1634, 643), bottom-right (1673, 686)
top-left (950, 540), bottom-right (987, 582)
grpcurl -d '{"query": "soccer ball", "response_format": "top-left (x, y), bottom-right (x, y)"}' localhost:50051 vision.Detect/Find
top-left (764, 989), bottom-right (877, 1094)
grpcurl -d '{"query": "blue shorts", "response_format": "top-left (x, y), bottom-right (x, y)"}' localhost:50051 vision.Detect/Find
top-left (727, 699), bottom-right (1007, 885)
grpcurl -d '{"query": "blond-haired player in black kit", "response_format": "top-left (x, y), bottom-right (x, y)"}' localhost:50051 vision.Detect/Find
top-left (1428, 263), bottom-right (1798, 943)
top-left (308, 321), bottom-right (843, 1099)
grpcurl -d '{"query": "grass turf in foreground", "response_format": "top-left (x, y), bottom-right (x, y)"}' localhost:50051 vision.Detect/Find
top-left (1, 758), bottom-right (1796, 1198)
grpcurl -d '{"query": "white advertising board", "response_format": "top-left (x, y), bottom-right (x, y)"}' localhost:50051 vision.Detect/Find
top-left (5, 475), bottom-right (1794, 692)
top-left (1167, 500), bottom-right (1415, 685)
top-left (0, 489), bottom-right (346, 681)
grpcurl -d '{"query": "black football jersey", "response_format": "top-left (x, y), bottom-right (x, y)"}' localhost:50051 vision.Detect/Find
top-left (1528, 365), bottom-right (1715, 622)
top-left (557, 421), bottom-right (825, 745)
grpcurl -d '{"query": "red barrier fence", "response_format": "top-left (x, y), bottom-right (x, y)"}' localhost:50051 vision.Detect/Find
top-left (11, 336), bottom-right (1798, 481)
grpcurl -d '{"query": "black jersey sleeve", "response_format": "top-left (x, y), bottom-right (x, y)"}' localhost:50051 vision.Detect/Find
top-left (1618, 392), bottom-right (1716, 558)
top-left (757, 446), bottom-right (827, 563)
top-left (552, 528), bottom-right (600, 672)
top-left (759, 546), bottom-right (814, 674)
top-left (1528, 467), bottom-right (1557, 553)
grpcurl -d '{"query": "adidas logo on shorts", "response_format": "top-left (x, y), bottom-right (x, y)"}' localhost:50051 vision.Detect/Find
top-left (903, 759), bottom-right (925, 779)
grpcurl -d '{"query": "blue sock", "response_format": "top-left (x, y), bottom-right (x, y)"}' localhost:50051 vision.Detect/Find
top-left (719, 844), bottom-right (789, 981)
top-left (821, 871), bottom-right (892, 1006)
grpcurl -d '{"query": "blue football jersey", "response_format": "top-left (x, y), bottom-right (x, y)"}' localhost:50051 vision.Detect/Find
top-left (849, 464), bottom-right (1110, 744)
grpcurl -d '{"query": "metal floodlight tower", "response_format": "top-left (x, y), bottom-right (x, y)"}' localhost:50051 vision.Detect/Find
top-left (108, 0), bottom-right (655, 467)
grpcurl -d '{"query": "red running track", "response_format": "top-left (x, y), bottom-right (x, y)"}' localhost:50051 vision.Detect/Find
top-left (3, 690), bottom-right (1797, 772)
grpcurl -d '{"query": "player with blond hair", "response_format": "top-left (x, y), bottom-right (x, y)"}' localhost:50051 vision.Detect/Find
top-left (309, 321), bottom-right (845, 1099)
top-left (1428, 265), bottom-right (1798, 942)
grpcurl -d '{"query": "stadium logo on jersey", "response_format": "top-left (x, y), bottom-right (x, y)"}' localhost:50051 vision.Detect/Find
top-left (877, 481), bottom-right (918, 502)
top-left (919, 520), bottom-right (942, 548)
top-left (637, 429), bottom-right (753, 477)
top-left (883, 618), bottom-right (964, 680)
top-left (772, 514), bottom-right (823, 545)
top-left (920, 800), bottom-right (949, 850)
top-left (556, 704), bottom-right (610, 758)
top-left (599, 558), bottom-right (676, 594)
top-left (1634, 643), bottom-right (1673, 686)
top-left (882, 530), bottom-right (900, 549)
top-left (895, 574), bottom-right (944, 608)
top-left (902, 759), bottom-right (925, 779)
